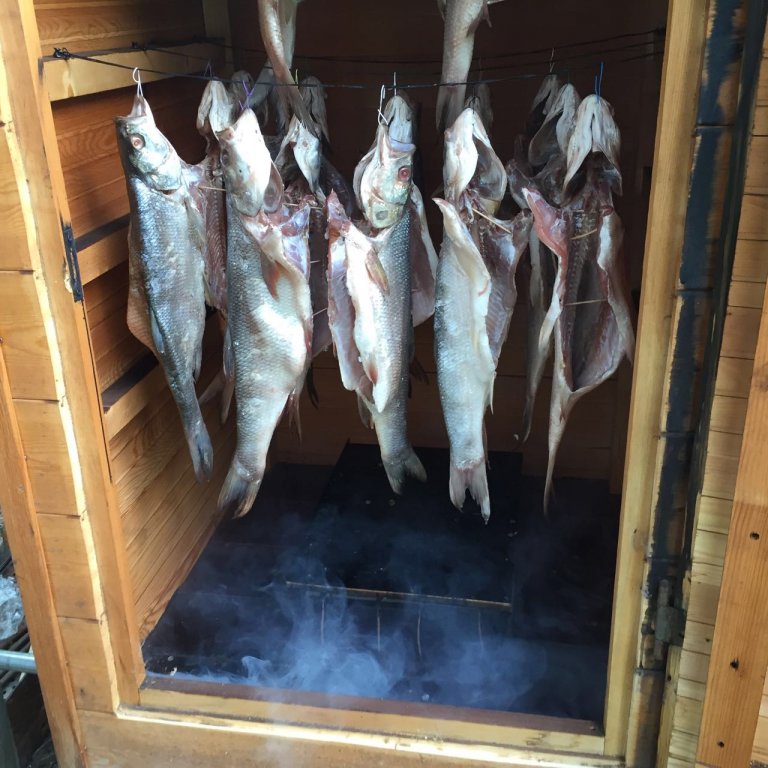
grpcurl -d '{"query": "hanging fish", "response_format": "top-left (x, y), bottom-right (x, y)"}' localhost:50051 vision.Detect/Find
top-left (436, 0), bottom-right (506, 131)
top-left (511, 82), bottom-right (582, 443)
top-left (435, 107), bottom-right (531, 521)
top-left (257, 0), bottom-right (314, 134)
top-left (115, 95), bottom-right (212, 482)
top-left (327, 117), bottom-right (427, 493)
top-left (212, 107), bottom-right (312, 517)
top-left (519, 94), bottom-right (634, 508)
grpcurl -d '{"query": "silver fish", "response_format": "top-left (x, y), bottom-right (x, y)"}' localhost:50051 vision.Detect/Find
top-left (435, 0), bottom-right (505, 131)
top-left (115, 95), bottom-right (212, 482)
top-left (257, 0), bottom-right (313, 134)
top-left (214, 108), bottom-right (312, 517)
top-left (434, 201), bottom-right (531, 521)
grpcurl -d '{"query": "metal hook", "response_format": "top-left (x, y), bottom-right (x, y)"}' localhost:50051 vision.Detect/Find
top-left (393, 71), bottom-right (397, 96)
top-left (294, 67), bottom-right (299, 84)
top-left (377, 83), bottom-right (388, 126)
top-left (549, 48), bottom-right (555, 74)
top-left (132, 67), bottom-right (143, 99)
top-left (204, 59), bottom-right (213, 79)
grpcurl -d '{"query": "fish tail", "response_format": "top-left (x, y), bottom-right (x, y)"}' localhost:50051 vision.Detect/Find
top-left (220, 372), bottom-right (235, 424)
top-left (217, 456), bottom-right (263, 518)
top-left (382, 447), bottom-right (427, 495)
top-left (520, 393), bottom-right (535, 444)
top-left (449, 461), bottom-right (491, 523)
top-left (184, 418), bottom-right (214, 483)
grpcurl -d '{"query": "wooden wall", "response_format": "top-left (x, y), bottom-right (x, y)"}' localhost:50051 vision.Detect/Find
top-left (659, 27), bottom-right (768, 768)
top-left (227, 0), bottom-right (667, 486)
top-left (40, 3), bottom-right (234, 641)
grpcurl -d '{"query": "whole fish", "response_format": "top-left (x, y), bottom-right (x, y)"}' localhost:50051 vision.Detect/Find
top-left (436, 106), bottom-right (530, 520)
top-left (213, 108), bottom-right (312, 517)
top-left (115, 95), bottom-right (212, 482)
top-left (511, 82), bottom-right (581, 442)
top-left (522, 95), bottom-right (634, 508)
top-left (327, 119), bottom-right (427, 492)
top-left (436, 0), bottom-right (505, 131)
top-left (257, 0), bottom-right (313, 134)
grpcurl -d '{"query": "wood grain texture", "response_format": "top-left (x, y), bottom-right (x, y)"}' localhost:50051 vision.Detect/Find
top-left (0, 129), bottom-right (31, 270)
top-left (698, 277), bottom-right (768, 766)
top-left (78, 225), bottom-right (128, 285)
top-left (0, 348), bottom-right (84, 766)
top-left (79, 708), bottom-right (620, 768)
top-left (0, 272), bottom-right (58, 399)
top-left (34, 1), bottom-right (205, 54)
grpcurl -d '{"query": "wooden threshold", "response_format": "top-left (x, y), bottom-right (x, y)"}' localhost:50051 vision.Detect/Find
top-left (140, 676), bottom-right (606, 757)
top-left (42, 43), bottom-right (224, 101)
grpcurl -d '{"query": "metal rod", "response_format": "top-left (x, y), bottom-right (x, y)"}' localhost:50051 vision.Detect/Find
top-left (0, 650), bottom-right (36, 675)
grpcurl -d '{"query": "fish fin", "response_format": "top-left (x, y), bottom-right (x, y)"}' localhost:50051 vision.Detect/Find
top-left (436, 0), bottom-right (446, 20)
top-left (357, 394), bottom-right (374, 429)
top-left (223, 323), bottom-right (234, 379)
top-left (365, 248), bottom-right (390, 294)
top-left (199, 369), bottom-right (224, 406)
top-left (382, 447), bottom-right (427, 494)
top-left (218, 457), bottom-right (262, 518)
top-left (260, 252), bottom-right (282, 299)
top-left (449, 460), bottom-right (491, 523)
top-left (220, 371), bottom-right (234, 424)
top-left (126, 259), bottom-right (156, 355)
top-left (185, 418), bottom-right (214, 483)
top-left (409, 188), bottom-right (437, 325)
top-left (287, 390), bottom-right (302, 439)
top-left (147, 304), bottom-right (166, 357)
top-left (264, 162), bottom-right (285, 213)
top-left (362, 357), bottom-right (378, 387)
top-left (193, 338), bottom-right (203, 383)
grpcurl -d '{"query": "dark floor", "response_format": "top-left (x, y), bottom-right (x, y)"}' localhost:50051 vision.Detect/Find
top-left (143, 444), bottom-right (620, 722)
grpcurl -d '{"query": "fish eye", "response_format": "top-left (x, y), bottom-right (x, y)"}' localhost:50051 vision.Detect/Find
top-left (220, 149), bottom-right (229, 166)
top-left (398, 166), bottom-right (411, 181)
top-left (129, 134), bottom-right (145, 150)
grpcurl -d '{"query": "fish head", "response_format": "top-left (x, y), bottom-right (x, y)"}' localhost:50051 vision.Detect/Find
top-left (528, 83), bottom-right (581, 169)
top-left (114, 95), bottom-right (183, 191)
top-left (299, 76), bottom-right (329, 142)
top-left (564, 94), bottom-right (622, 198)
top-left (214, 108), bottom-right (284, 216)
top-left (276, 115), bottom-right (324, 200)
top-left (384, 93), bottom-right (416, 146)
top-left (526, 73), bottom-right (562, 138)
top-left (464, 82), bottom-right (494, 135)
top-left (360, 123), bottom-right (415, 228)
top-left (197, 80), bottom-right (236, 140)
top-left (444, 107), bottom-right (505, 213)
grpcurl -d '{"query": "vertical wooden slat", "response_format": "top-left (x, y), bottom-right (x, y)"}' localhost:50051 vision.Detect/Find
top-left (698, 280), bottom-right (768, 764)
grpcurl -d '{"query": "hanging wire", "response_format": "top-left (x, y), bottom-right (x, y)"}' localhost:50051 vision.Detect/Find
top-left (595, 60), bottom-right (605, 97)
top-left (132, 66), bottom-right (143, 98)
top-left (50, 46), bottom-right (662, 91)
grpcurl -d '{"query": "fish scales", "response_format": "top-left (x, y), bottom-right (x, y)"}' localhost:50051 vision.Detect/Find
top-left (115, 98), bottom-right (212, 483)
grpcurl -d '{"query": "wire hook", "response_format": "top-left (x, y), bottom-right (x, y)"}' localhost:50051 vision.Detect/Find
top-left (393, 71), bottom-right (397, 96)
top-left (204, 59), bottom-right (213, 78)
top-left (595, 61), bottom-right (604, 98)
top-left (549, 47), bottom-right (555, 73)
top-left (377, 83), bottom-right (388, 126)
top-left (132, 67), bottom-right (143, 99)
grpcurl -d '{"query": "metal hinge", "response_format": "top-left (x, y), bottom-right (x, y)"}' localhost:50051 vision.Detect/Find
top-left (62, 221), bottom-right (83, 302)
top-left (654, 579), bottom-right (685, 658)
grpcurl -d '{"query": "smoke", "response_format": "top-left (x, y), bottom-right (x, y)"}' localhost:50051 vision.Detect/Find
top-left (144, 447), bottom-right (617, 722)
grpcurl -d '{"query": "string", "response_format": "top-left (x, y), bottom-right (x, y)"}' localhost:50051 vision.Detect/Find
top-left (51, 47), bottom-right (661, 90)
top-left (595, 61), bottom-right (605, 97)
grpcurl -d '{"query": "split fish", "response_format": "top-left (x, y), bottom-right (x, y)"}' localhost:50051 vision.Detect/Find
top-left (436, 0), bottom-right (505, 131)
top-left (435, 106), bottom-right (531, 520)
top-left (212, 107), bottom-right (312, 517)
top-left (521, 94), bottom-right (634, 508)
top-left (115, 95), bottom-right (212, 482)
top-left (511, 82), bottom-right (581, 442)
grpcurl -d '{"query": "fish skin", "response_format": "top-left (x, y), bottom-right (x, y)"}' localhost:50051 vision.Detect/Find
top-left (436, 0), bottom-right (505, 131)
top-left (115, 95), bottom-right (212, 482)
top-left (435, 108), bottom-right (528, 520)
top-left (218, 197), bottom-right (312, 518)
top-left (523, 166), bottom-right (634, 510)
top-left (525, 73), bottom-right (561, 140)
top-left (257, 0), bottom-right (314, 134)
top-left (528, 83), bottom-right (581, 171)
top-left (344, 205), bottom-right (426, 492)
top-left (300, 76), bottom-right (330, 143)
top-left (215, 106), bottom-right (312, 517)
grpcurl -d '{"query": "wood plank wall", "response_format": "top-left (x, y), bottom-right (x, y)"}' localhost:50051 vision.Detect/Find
top-left (39, 3), bottom-right (234, 641)
top-left (226, 0), bottom-right (667, 487)
top-left (660, 31), bottom-right (768, 768)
